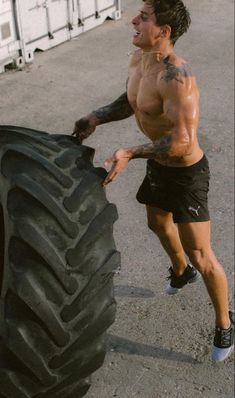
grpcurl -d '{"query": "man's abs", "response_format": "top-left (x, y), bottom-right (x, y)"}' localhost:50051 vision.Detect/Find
top-left (134, 109), bottom-right (173, 141)
top-left (131, 96), bottom-right (203, 167)
top-left (135, 110), bottom-right (203, 167)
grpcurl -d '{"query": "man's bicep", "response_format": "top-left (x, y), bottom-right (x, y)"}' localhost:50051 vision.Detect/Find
top-left (163, 81), bottom-right (197, 130)
top-left (162, 92), bottom-right (197, 155)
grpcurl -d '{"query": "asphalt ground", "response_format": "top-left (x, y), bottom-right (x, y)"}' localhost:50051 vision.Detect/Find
top-left (0, 0), bottom-right (234, 397)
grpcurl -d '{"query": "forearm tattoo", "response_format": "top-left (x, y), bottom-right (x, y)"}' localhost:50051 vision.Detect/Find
top-left (161, 56), bottom-right (193, 84)
top-left (93, 92), bottom-right (134, 124)
top-left (131, 135), bottom-right (173, 159)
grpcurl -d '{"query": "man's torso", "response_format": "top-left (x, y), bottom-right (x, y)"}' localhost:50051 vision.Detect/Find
top-left (127, 50), bottom-right (203, 166)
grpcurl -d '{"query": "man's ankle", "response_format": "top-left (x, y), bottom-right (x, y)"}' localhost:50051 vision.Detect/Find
top-left (172, 263), bottom-right (188, 277)
top-left (216, 316), bottom-right (232, 330)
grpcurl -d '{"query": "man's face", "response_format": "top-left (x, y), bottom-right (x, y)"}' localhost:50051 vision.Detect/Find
top-left (132, 2), bottom-right (162, 50)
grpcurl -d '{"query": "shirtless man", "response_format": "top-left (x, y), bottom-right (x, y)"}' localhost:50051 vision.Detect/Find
top-left (73, 0), bottom-right (234, 362)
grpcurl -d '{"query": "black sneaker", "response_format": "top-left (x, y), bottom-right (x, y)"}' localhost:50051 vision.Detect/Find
top-left (212, 311), bottom-right (234, 362)
top-left (165, 264), bottom-right (200, 295)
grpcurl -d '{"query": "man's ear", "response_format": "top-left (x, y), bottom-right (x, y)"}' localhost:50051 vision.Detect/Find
top-left (161, 25), bottom-right (172, 39)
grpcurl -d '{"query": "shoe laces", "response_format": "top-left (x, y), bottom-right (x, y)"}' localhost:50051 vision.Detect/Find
top-left (167, 267), bottom-right (174, 280)
top-left (214, 326), bottom-right (233, 348)
top-left (166, 267), bottom-right (174, 280)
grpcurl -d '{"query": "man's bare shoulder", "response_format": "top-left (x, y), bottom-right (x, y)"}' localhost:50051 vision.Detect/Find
top-left (156, 53), bottom-right (199, 101)
top-left (159, 53), bottom-right (194, 86)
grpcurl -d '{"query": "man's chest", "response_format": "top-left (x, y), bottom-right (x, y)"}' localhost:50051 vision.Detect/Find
top-left (127, 70), bottom-right (163, 116)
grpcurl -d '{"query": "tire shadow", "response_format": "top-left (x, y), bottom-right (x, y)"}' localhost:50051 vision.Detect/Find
top-left (105, 334), bottom-right (197, 364)
top-left (111, 285), bottom-right (197, 364)
top-left (114, 285), bottom-right (155, 298)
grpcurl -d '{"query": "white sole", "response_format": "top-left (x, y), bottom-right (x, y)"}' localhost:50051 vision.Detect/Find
top-left (165, 284), bottom-right (181, 295)
top-left (165, 273), bottom-right (201, 295)
top-left (211, 344), bottom-right (234, 362)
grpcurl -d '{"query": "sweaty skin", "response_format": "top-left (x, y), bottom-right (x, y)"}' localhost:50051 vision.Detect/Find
top-left (101, 3), bottom-right (204, 185)
top-left (126, 50), bottom-right (203, 166)
top-left (74, 0), bottom-right (232, 361)
top-left (73, 2), bottom-right (203, 184)
top-left (73, 3), bottom-right (232, 339)
top-left (102, 50), bottom-right (203, 185)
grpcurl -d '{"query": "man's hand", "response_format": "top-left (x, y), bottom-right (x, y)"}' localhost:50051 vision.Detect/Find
top-left (103, 148), bottom-right (132, 186)
top-left (72, 113), bottom-right (98, 143)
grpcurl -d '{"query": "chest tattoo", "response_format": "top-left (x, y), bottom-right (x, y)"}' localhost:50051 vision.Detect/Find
top-left (161, 56), bottom-right (192, 84)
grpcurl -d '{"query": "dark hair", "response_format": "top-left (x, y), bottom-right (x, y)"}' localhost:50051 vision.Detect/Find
top-left (143, 0), bottom-right (191, 44)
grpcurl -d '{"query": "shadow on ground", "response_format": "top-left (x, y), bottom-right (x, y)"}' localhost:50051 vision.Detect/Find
top-left (106, 334), bottom-right (197, 364)
top-left (114, 285), bottom-right (155, 298)
top-left (108, 285), bottom-right (197, 365)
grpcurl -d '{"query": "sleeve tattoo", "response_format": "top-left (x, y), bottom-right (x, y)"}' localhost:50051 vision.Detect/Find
top-left (131, 135), bottom-right (173, 159)
top-left (93, 92), bottom-right (134, 124)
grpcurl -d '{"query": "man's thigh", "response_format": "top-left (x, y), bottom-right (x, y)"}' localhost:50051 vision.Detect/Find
top-left (146, 205), bottom-right (174, 228)
top-left (178, 221), bottom-right (212, 252)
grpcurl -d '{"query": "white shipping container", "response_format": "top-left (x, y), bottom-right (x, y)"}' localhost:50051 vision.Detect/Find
top-left (0, 0), bottom-right (121, 72)
top-left (0, 0), bottom-right (23, 72)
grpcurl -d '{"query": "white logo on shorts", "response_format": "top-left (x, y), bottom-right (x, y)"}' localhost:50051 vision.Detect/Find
top-left (188, 205), bottom-right (200, 216)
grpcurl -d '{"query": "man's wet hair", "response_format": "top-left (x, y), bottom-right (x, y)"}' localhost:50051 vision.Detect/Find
top-left (143, 0), bottom-right (191, 44)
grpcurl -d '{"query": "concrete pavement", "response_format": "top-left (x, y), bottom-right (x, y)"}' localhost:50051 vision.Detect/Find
top-left (0, 0), bottom-right (234, 397)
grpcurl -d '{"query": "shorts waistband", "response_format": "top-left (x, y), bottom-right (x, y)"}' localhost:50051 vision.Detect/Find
top-left (148, 155), bottom-right (209, 174)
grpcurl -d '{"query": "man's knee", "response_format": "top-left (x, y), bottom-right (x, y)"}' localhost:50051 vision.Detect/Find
top-left (147, 219), bottom-right (173, 238)
top-left (148, 218), bottom-right (165, 233)
top-left (187, 249), bottom-right (217, 275)
top-left (148, 219), bottom-right (158, 232)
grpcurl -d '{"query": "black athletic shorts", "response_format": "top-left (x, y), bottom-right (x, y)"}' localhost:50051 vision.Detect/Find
top-left (136, 155), bottom-right (210, 223)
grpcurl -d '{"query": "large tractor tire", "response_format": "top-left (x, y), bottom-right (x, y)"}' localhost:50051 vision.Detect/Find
top-left (0, 126), bottom-right (120, 398)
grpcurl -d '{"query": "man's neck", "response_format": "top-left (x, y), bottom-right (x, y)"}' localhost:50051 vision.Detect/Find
top-left (140, 40), bottom-right (173, 68)
top-left (141, 47), bottom-right (173, 70)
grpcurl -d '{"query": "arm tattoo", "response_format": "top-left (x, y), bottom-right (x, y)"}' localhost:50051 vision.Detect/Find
top-left (161, 56), bottom-right (193, 84)
top-left (131, 135), bottom-right (173, 159)
top-left (93, 92), bottom-right (134, 124)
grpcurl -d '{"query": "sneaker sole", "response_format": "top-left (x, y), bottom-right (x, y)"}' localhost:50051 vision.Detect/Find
top-left (165, 272), bottom-right (201, 295)
top-left (211, 344), bottom-right (234, 362)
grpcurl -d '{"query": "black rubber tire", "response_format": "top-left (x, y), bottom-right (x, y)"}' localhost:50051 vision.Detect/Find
top-left (0, 126), bottom-right (120, 398)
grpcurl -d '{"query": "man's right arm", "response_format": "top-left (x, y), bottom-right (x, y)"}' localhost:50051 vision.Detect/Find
top-left (73, 92), bottom-right (134, 142)
top-left (93, 92), bottom-right (134, 124)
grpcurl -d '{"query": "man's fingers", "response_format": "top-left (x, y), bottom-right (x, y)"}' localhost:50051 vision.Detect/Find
top-left (103, 149), bottom-right (131, 186)
top-left (103, 159), bottom-right (119, 185)
top-left (103, 171), bottom-right (118, 186)
top-left (72, 131), bottom-right (82, 143)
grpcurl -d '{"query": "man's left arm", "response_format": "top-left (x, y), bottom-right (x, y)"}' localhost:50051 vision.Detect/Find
top-left (103, 76), bottom-right (197, 185)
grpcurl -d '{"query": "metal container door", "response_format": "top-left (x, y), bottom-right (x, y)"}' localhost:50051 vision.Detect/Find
top-left (96, 0), bottom-right (121, 19)
top-left (96, 0), bottom-right (115, 14)
top-left (0, 0), bottom-right (21, 71)
top-left (49, 0), bottom-right (71, 38)
top-left (18, 0), bottom-right (49, 49)
top-left (78, 0), bottom-right (96, 21)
